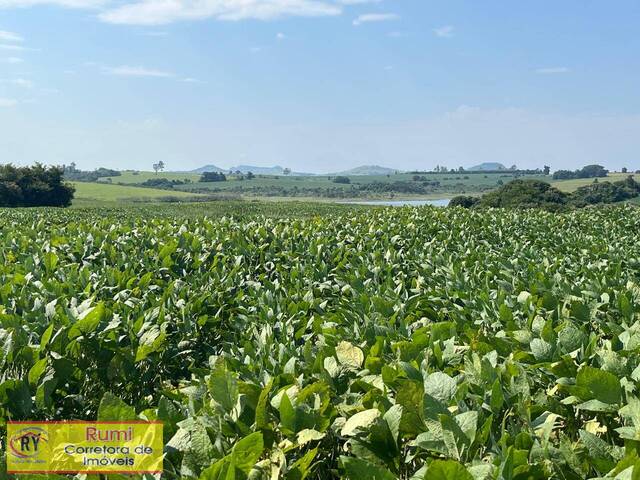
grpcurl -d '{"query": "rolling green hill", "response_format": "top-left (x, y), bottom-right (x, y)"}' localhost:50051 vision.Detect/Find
top-left (71, 181), bottom-right (208, 205)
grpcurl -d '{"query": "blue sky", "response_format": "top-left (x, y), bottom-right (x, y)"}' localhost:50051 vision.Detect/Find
top-left (1, 0), bottom-right (639, 173)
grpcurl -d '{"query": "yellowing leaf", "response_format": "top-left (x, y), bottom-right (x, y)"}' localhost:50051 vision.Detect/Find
top-left (335, 341), bottom-right (364, 369)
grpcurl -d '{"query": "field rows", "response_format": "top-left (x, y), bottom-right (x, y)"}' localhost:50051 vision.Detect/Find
top-left (1, 205), bottom-right (640, 478)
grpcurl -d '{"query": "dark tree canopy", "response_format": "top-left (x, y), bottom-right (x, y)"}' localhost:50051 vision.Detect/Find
top-left (448, 195), bottom-right (480, 208)
top-left (552, 164), bottom-right (609, 180)
top-left (570, 175), bottom-right (640, 206)
top-left (63, 164), bottom-right (120, 182)
top-left (450, 176), bottom-right (640, 211)
top-left (333, 176), bottom-right (351, 184)
top-left (480, 179), bottom-right (569, 210)
top-left (0, 164), bottom-right (75, 207)
top-left (200, 171), bottom-right (227, 182)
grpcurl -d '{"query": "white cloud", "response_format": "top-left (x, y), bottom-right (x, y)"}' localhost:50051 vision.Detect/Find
top-left (337, 0), bottom-right (381, 4)
top-left (433, 25), bottom-right (454, 38)
top-left (0, 43), bottom-right (27, 50)
top-left (0, 30), bottom-right (22, 42)
top-left (536, 67), bottom-right (570, 75)
top-left (0, 97), bottom-right (17, 107)
top-left (353, 13), bottom-right (399, 26)
top-left (1, 77), bottom-right (33, 87)
top-left (0, 0), bottom-right (104, 7)
top-left (3, 56), bottom-right (23, 63)
top-left (99, 0), bottom-right (342, 26)
top-left (105, 65), bottom-right (174, 77)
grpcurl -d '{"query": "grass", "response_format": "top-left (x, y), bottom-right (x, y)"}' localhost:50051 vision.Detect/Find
top-left (551, 173), bottom-right (634, 192)
top-left (104, 170), bottom-right (538, 189)
top-left (99, 170), bottom-right (547, 201)
top-left (86, 171), bottom-right (638, 203)
top-left (98, 171), bottom-right (202, 183)
top-left (71, 181), bottom-right (208, 203)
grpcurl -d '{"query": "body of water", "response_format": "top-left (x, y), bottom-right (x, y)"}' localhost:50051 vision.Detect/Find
top-left (342, 198), bottom-right (451, 207)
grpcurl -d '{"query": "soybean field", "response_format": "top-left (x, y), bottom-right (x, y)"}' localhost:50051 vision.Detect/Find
top-left (1, 204), bottom-right (640, 479)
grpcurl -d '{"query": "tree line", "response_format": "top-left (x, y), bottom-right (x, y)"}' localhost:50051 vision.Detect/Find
top-left (1, 164), bottom-right (75, 207)
top-left (450, 175), bottom-right (640, 211)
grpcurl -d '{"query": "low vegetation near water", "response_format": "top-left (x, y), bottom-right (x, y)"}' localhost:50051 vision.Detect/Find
top-left (451, 176), bottom-right (640, 211)
top-left (2, 204), bottom-right (640, 479)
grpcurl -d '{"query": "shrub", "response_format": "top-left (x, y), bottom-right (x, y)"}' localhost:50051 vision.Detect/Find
top-left (200, 172), bottom-right (227, 182)
top-left (140, 178), bottom-right (186, 189)
top-left (449, 195), bottom-right (480, 208)
top-left (552, 164), bottom-right (609, 180)
top-left (571, 176), bottom-right (640, 206)
top-left (478, 179), bottom-right (569, 211)
top-left (0, 163), bottom-right (75, 207)
top-left (333, 176), bottom-right (351, 184)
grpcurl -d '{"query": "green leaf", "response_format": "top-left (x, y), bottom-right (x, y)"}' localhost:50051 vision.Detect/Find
top-left (395, 379), bottom-right (425, 435)
top-left (159, 241), bottom-right (178, 260)
top-left (135, 325), bottom-right (167, 362)
top-left (425, 460), bottom-right (474, 480)
top-left (255, 379), bottom-right (273, 429)
top-left (424, 372), bottom-right (457, 404)
top-left (43, 251), bottom-right (59, 272)
top-left (440, 414), bottom-right (468, 461)
top-left (296, 429), bottom-right (325, 445)
top-left (341, 409), bottom-right (381, 436)
top-left (28, 358), bottom-right (48, 387)
top-left (209, 363), bottom-right (239, 413)
top-left (339, 456), bottom-right (397, 480)
top-left (158, 396), bottom-right (183, 440)
top-left (168, 418), bottom-right (216, 472)
top-left (490, 379), bottom-right (504, 412)
top-left (571, 301), bottom-right (590, 322)
top-left (68, 302), bottom-right (105, 340)
top-left (279, 389), bottom-right (297, 435)
top-left (200, 457), bottom-right (230, 480)
top-left (530, 338), bottom-right (554, 361)
top-left (286, 447), bottom-right (318, 480)
top-left (383, 404), bottom-right (403, 443)
top-left (0, 379), bottom-right (32, 417)
top-left (98, 392), bottom-right (136, 421)
top-left (579, 429), bottom-right (620, 474)
top-left (231, 432), bottom-right (264, 474)
top-left (35, 370), bottom-right (57, 410)
top-left (576, 365), bottom-right (622, 404)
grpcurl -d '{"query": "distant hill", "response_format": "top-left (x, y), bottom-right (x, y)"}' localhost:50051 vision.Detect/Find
top-left (333, 165), bottom-right (398, 176)
top-left (467, 162), bottom-right (508, 171)
top-left (190, 164), bottom-right (226, 173)
top-left (227, 165), bottom-right (285, 175)
top-left (226, 165), bottom-right (314, 176)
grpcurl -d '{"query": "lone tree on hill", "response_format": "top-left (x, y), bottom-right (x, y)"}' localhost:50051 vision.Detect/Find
top-left (153, 161), bottom-right (165, 174)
